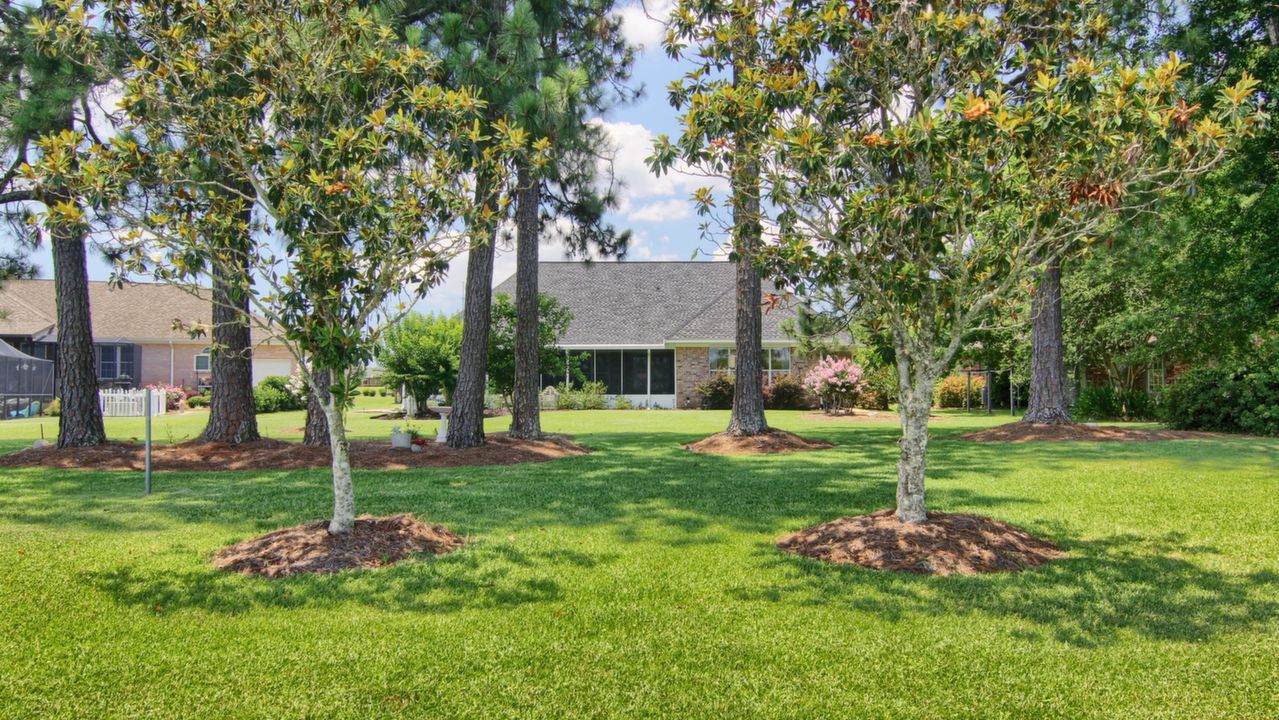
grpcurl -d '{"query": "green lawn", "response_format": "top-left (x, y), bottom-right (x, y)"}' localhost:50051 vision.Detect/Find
top-left (0, 409), bottom-right (1276, 718)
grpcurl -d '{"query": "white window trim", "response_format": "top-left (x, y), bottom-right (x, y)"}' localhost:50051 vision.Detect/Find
top-left (194, 347), bottom-right (211, 372)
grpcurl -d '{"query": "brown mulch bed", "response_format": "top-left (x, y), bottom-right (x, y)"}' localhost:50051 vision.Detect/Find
top-left (683, 429), bottom-right (833, 455)
top-left (960, 422), bottom-right (1227, 443)
top-left (776, 509), bottom-right (1065, 575)
top-left (0, 434), bottom-right (589, 472)
top-left (213, 514), bottom-right (464, 578)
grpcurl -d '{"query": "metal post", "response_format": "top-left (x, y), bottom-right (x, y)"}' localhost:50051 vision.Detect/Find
top-left (965, 371), bottom-right (971, 412)
top-left (144, 387), bottom-right (152, 495)
top-left (1010, 370), bottom-right (1015, 416)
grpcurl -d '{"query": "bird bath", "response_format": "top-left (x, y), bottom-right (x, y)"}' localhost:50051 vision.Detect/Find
top-left (435, 406), bottom-right (453, 443)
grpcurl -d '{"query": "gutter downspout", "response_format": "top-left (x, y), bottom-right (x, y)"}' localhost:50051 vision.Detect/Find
top-left (169, 339), bottom-right (174, 385)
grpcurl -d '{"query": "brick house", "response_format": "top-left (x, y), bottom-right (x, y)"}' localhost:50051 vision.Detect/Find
top-left (0, 279), bottom-right (297, 391)
top-left (492, 262), bottom-right (811, 408)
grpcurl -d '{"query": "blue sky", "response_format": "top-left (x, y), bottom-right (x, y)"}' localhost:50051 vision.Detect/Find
top-left (13, 1), bottom-right (715, 315)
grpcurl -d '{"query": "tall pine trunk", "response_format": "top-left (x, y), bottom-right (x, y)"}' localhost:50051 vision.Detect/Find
top-left (1023, 256), bottom-right (1072, 424)
top-left (725, 57), bottom-right (768, 436)
top-left (304, 368), bottom-right (330, 447)
top-left (200, 185), bottom-right (260, 444)
top-left (448, 180), bottom-right (499, 449)
top-left (50, 207), bottom-right (106, 448)
top-left (321, 388), bottom-right (355, 534)
top-left (509, 163), bottom-right (542, 440)
top-left (895, 361), bottom-right (933, 524)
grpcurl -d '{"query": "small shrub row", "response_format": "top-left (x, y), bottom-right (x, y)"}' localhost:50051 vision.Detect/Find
top-left (555, 381), bottom-right (608, 410)
top-left (934, 375), bottom-right (983, 409)
top-left (1072, 385), bottom-right (1159, 422)
top-left (695, 373), bottom-right (815, 411)
top-left (186, 394), bottom-right (210, 408)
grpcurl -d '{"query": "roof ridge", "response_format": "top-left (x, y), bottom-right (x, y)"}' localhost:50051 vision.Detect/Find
top-left (0, 284), bottom-right (54, 324)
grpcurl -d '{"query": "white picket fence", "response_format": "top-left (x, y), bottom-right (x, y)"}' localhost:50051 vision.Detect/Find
top-left (99, 388), bottom-right (167, 417)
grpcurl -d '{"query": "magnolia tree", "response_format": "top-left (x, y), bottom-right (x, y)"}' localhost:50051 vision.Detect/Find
top-left (31, 0), bottom-right (513, 533)
top-left (760, 0), bottom-right (1260, 523)
top-left (804, 356), bottom-right (864, 413)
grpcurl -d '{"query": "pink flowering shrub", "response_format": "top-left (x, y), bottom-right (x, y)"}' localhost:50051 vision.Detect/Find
top-left (804, 356), bottom-right (864, 413)
top-left (146, 383), bottom-right (186, 411)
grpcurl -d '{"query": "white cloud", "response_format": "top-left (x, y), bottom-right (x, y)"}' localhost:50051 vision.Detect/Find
top-left (590, 118), bottom-right (716, 215)
top-left (626, 198), bottom-right (691, 223)
top-left (617, 0), bottom-right (674, 52)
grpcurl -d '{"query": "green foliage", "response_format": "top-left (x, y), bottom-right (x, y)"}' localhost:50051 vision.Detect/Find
top-left (253, 376), bottom-right (306, 414)
top-left (1071, 385), bottom-right (1158, 421)
top-left (554, 381), bottom-right (607, 410)
top-left (46, 398), bottom-right (60, 416)
top-left (613, 397), bottom-right (633, 410)
top-left (696, 374), bottom-right (735, 410)
top-left (765, 375), bottom-right (812, 410)
top-left (856, 362), bottom-right (897, 411)
top-left (487, 293), bottom-right (575, 401)
top-left (1163, 355), bottom-right (1279, 435)
top-left (184, 394), bottom-right (209, 409)
top-left (934, 375), bottom-right (984, 409)
top-left (378, 312), bottom-right (464, 406)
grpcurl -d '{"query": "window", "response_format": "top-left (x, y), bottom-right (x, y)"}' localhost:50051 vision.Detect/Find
top-left (195, 347), bottom-right (211, 372)
top-left (97, 345), bottom-right (135, 382)
top-left (622, 350), bottom-right (649, 394)
top-left (594, 350), bottom-right (622, 394)
top-left (650, 350), bottom-right (675, 395)
top-left (709, 347), bottom-right (735, 372)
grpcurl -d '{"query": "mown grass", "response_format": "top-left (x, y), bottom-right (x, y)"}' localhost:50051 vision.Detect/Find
top-left (0, 409), bottom-right (1276, 718)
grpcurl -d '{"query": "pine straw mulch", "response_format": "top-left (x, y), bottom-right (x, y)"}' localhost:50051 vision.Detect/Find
top-left (0, 433), bottom-right (589, 472)
top-left (683, 429), bottom-right (833, 455)
top-left (776, 509), bottom-right (1065, 575)
top-left (960, 422), bottom-right (1228, 443)
top-left (213, 514), bottom-right (464, 578)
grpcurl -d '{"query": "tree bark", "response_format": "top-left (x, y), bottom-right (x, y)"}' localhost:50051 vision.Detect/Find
top-left (725, 54), bottom-right (768, 436)
top-left (200, 185), bottom-right (260, 444)
top-left (1023, 256), bottom-right (1073, 424)
top-left (304, 368), bottom-right (330, 447)
top-left (50, 209), bottom-right (106, 448)
top-left (895, 364), bottom-right (933, 524)
top-left (321, 389), bottom-right (355, 534)
top-left (448, 180), bottom-right (499, 449)
top-left (509, 163), bottom-right (543, 440)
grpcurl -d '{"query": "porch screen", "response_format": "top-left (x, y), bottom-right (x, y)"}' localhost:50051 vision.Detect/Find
top-left (594, 350), bottom-right (622, 394)
top-left (650, 350), bottom-right (675, 394)
top-left (622, 350), bottom-right (649, 394)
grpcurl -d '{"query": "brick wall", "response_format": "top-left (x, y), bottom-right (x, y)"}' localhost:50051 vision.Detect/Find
top-left (675, 346), bottom-right (709, 408)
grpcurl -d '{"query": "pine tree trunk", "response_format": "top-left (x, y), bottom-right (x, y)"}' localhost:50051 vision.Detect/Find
top-left (304, 368), bottom-right (330, 447)
top-left (448, 181), bottom-right (499, 450)
top-left (200, 188), bottom-right (260, 444)
top-left (50, 209), bottom-right (106, 448)
top-left (509, 163), bottom-right (542, 440)
top-left (895, 370), bottom-right (933, 524)
top-left (321, 390), bottom-right (355, 534)
top-left (1023, 256), bottom-right (1073, 424)
top-left (725, 58), bottom-right (768, 436)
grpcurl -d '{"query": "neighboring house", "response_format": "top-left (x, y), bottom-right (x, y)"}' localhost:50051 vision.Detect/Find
top-left (492, 261), bottom-right (811, 409)
top-left (0, 279), bottom-right (297, 390)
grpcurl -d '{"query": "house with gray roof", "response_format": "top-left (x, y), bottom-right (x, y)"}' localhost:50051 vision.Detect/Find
top-left (492, 261), bottom-right (812, 408)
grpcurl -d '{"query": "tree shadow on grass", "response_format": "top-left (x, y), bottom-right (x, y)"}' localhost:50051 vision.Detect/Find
top-left (732, 528), bottom-right (1279, 648)
top-left (82, 541), bottom-right (615, 615)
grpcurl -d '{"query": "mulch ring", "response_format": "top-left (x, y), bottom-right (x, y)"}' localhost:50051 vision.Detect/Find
top-left (0, 434), bottom-right (589, 472)
top-left (960, 422), bottom-right (1228, 443)
top-left (683, 429), bottom-right (833, 455)
top-left (213, 514), bottom-right (464, 578)
top-left (776, 509), bottom-right (1064, 575)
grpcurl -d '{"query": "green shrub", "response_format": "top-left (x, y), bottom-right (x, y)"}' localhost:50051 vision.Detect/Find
top-left (766, 374), bottom-right (812, 410)
top-left (696, 373), bottom-right (735, 410)
top-left (1072, 385), bottom-right (1159, 421)
top-left (254, 376), bottom-right (306, 413)
top-left (555, 381), bottom-right (607, 410)
top-left (361, 387), bottom-right (376, 397)
top-left (378, 388), bottom-right (389, 397)
top-left (186, 394), bottom-right (210, 408)
top-left (856, 363), bottom-right (896, 410)
top-left (933, 375), bottom-right (982, 408)
top-left (1162, 359), bottom-right (1279, 435)
top-left (47, 398), bottom-right (60, 416)
top-left (614, 397), bottom-right (633, 410)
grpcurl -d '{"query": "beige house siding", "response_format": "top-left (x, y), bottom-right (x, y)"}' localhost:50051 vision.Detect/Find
top-left (136, 342), bottom-right (295, 389)
top-left (674, 345), bottom-right (814, 409)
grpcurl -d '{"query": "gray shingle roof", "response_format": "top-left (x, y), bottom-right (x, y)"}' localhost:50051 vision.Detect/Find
top-left (491, 261), bottom-right (800, 347)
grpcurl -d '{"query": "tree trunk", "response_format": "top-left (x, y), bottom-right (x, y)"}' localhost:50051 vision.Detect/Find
top-left (509, 163), bottom-right (542, 440)
top-left (448, 181), bottom-right (499, 449)
top-left (1023, 256), bottom-right (1073, 424)
top-left (304, 368), bottom-right (330, 447)
top-left (50, 212), bottom-right (106, 448)
top-left (725, 57), bottom-right (768, 436)
top-left (200, 187), bottom-right (260, 444)
top-left (895, 367), bottom-right (933, 524)
top-left (321, 389), bottom-right (355, 534)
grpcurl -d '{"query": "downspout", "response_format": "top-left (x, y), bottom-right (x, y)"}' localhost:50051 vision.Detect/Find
top-left (169, 339), bottom-right (174, 385)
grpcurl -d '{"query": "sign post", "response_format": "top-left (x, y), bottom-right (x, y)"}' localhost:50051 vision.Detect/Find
top-left (144, 387), bottom-right (152, 495)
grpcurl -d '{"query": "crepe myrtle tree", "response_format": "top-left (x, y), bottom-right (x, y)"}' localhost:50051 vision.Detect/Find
top-left (758, 0), bottom-right (1260, 523)
top-left (649, 0), bottom-right (779, 436)
top-left (31, 0), bottom-right (516, 533)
